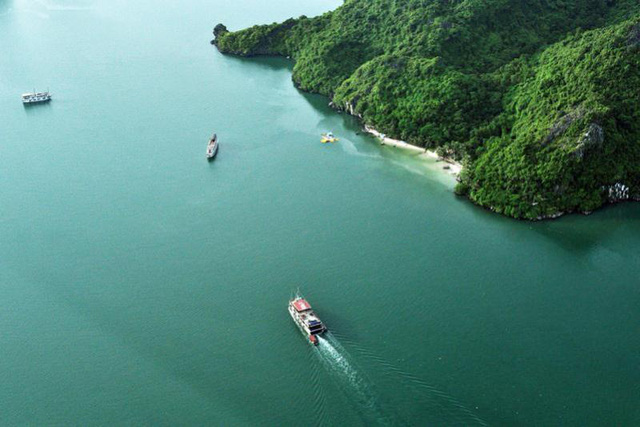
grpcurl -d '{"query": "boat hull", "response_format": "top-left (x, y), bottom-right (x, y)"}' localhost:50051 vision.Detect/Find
top-left (288, 304), bottom-right (325, 346)
top-left (206, 143), bottom-right (219, 160)
top-left (22, 92), bottom-right (52, 104)
top-left (22, 97), bottom-right (52, 105)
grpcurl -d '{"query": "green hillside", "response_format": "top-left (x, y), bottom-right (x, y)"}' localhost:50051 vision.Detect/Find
top-left (212, 0), bottom-right (640, 219)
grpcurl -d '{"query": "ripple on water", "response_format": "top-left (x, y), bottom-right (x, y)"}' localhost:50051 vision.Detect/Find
top-left (325, 331), bottom-right (488, 426)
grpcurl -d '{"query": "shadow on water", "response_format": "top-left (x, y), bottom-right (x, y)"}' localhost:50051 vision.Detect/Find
top-left (219, 53), bottom-right (294, 73)
top-left (219, 52), bottom-right (452, 182)
top-left (217, 51), bottom-right (640, 257)
top-left (221, 54), bottom-right (361, 136)
top-left (297, 89), bottom-right (363, 130)
top-left (23, 101), bottom-right (54, 115)
top-left (529, 202), bottom-right (640, 255)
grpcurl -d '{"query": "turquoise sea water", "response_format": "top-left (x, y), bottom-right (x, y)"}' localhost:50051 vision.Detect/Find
top-left (2, 0), bottom-right (640, 425)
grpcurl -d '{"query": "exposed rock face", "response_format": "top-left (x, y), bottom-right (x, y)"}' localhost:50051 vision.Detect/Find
top-left (543, 108), bottom-right (585, 146)
top-left (573, 123), bottom-right (604, 159)
top-left (604, 183), bottom-right (630, 202)
top-left (214, 24), bottom-right (228, 38)
top-left (211, 24), bottom-right (228, 45)
top-left (343, 98), bottom-right (362, 118)
top-left (214, 10), bottom-right (640, 220)
top-left (536, 212), bottom-right (565, 220)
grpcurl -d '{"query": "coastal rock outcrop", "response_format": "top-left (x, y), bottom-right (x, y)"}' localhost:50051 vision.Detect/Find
top-left (573, 123), bottom-right (604, 159)
top-left (212, 1), bottom-right (640, 220)
top-left (211, 24), bottom-right (228, 45)
top-left (604, 183), bottom-right (630, 202)
top-left (544, 109), bottom-right (585, 146)
top-left (342, 99), bottom-right (362, 118)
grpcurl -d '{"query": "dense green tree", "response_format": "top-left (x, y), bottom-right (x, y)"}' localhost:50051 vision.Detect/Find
top-left (213, 0), bottom-right (640, 219)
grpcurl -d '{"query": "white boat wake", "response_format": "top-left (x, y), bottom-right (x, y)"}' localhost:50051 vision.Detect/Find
top-left (315, 332), bottom-right (488, 426)
top-left (317, 335), bottom-right (363, 389)
top-left (315, 334), bottom-right (396, 425)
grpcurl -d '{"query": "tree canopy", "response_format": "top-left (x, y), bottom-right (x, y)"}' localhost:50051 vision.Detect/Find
top-left (214, 0), bottom-right (640, 219)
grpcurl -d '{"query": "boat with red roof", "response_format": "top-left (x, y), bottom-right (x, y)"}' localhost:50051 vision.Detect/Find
top-left (288, 294), bottom-right (326, 346)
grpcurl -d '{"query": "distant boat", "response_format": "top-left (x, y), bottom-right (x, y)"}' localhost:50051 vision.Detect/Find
top-left (321, 132), bottom-right (339, 143)
top-left (22, 90), bottom-right (52, 104)
top-left (288, 294), bottom-right (326, 346)
top-left (206, 133), bottom-right (219, 160)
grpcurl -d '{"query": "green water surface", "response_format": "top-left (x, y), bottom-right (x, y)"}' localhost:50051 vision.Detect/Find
top-left (1, 0), bottom-right (640, 425)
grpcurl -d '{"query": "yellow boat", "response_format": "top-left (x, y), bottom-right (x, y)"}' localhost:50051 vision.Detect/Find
top-left (321, 132), bottom-right (339, 143)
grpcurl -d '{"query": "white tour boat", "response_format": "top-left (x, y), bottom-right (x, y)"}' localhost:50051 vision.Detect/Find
top-left (22, 90), bottom-right (52, 104)
top-left (288, 295), bottom-right (326, 345)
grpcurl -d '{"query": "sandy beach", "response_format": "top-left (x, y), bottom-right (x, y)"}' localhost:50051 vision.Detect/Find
top-left (363, 125), bottom-right (462, 176)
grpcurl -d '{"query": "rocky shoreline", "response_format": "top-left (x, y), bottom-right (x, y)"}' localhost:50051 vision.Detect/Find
top-left (211, 20), bottom-right (640, 221)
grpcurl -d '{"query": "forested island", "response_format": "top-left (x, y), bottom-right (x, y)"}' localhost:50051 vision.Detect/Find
top-left (212, 0), bottom-right (640, 220)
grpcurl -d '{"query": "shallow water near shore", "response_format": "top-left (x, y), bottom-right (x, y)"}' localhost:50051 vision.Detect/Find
top-left (2, 0), bottom-right (640, 425)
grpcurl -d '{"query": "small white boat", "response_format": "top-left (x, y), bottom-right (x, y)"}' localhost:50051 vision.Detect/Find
top-left (22, 90), bottom-right (52, 104)
top-left (288, 294), bottom-right (326, 345)
top-left (206, 133), bottom-right (219, 160)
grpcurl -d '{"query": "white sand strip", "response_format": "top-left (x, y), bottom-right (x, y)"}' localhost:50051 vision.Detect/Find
top-left (363, 125), bottom-right (462, 176)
